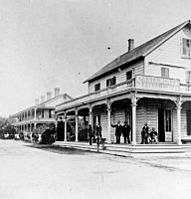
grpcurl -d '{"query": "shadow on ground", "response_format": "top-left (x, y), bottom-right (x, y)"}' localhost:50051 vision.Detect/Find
top-left (25, 144), bottom-right (88, 155)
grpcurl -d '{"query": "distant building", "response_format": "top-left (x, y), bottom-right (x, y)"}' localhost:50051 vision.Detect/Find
top-left (56, 20), bottom-right (191, 144)
top-left (10, 88), bottom-right (72, 138)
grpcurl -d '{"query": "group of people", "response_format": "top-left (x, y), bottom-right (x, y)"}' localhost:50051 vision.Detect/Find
top-left (87, 121), bottom-right (158, 147)
top-left (87, 123), bottom-right (106, 151)
top-left (141, 123), bottom-right (158, 144)
top-left (111, 121), bottom-right (131, 144)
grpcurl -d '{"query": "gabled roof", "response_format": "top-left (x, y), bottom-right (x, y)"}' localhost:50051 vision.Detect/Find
top-left (40, 93), bottom-right (72, 106)
top-left (10, 93), bottom-right (73, 117)
top-left (84, 20), bottom-right (190, 83)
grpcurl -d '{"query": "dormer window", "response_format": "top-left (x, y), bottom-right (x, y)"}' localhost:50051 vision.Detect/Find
top-left (106, 76), bottom-right (116, 87)
top-left (182, 38), bottom-right (191, 58)
top-left (95, 83), bottom-right (101, 91)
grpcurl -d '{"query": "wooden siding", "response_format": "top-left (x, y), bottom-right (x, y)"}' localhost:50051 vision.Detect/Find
top-left (181, 109), bottom-right (187, 138)
top-left (88, 61), bottom-right (144, 93)
top-left (136, 105), bottom-right (146, 143)
top-left (145, 27), bottom-right (191, 84)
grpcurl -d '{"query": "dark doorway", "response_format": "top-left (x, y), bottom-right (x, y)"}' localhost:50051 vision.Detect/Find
top-left (57, 120), bottom-right (64, 141)
top-left (187, 110), bottom-right (191, 136)
top-left (158, 108), bottom-right (165, 142)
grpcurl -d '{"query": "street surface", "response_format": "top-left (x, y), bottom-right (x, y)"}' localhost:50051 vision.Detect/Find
top-left (0, 140), bottom-right (191, 199)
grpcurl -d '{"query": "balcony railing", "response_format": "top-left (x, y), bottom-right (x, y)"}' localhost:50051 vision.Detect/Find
top-left (135, 75), bottom-right (180, 92)
top-left (56, 75), bottom-right (183, 111)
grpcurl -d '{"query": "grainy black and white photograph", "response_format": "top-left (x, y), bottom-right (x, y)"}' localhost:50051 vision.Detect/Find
top-left (1, 0), bottom-right (191, 198)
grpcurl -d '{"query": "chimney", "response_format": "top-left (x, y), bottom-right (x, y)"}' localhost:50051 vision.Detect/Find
top-left (35, 98), bottom-right (39, 105)
top-left (128, 39), bottom-right (134, 52)
top-left (47, 92), bottom-right (52, 100)
top-left (41, 95), bottom-right (45, 103)
top-left (54, 88), bottom-right (60, 97)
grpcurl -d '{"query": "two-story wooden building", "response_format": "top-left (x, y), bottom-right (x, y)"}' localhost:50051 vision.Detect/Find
top-left (56, 20), bottom-right (191, 145)
top-left (11, 88), bottom-right (72, 138)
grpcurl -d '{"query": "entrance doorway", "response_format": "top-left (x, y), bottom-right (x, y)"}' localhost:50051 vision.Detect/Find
top-left (187, 110), bottom-right (191, 135)
top-left (158, 108), bottom-right (165, 142)
top-left (158, 109), bottom-right (172, 142)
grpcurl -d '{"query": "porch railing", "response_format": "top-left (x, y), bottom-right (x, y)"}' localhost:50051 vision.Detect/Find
top-left (135, 75), bottom-right (180, 92)
top-left (56, 75), bottom-right (182, 111)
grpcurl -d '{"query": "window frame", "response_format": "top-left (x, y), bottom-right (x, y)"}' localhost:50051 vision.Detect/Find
top-left (106, 76), bottom-right (116, 87)
top-left (182, 38), bottom-right (191, 58)
top-left (126, 71), bottom-right (132, 81)
top-left (161, 67), bottom-right (169, 78)
top-left (94, 83), bottom-right (101, 92)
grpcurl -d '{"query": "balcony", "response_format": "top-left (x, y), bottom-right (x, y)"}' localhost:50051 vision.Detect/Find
top-left (135, 75), bottom-right (180, 92)
top-left (56, 75), bottom-right (182, 111)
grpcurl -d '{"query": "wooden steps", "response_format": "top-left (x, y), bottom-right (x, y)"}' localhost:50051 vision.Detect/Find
top-left (55, 141), bottom-right (185, 157)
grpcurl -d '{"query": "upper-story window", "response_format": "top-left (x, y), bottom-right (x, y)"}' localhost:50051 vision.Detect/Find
top-left (49, 110), bottom-right (52, 118)
top-left (126, 71), bottom-right (132, 80)
top-left (95, 83), bottom-right (101, 91)
top-left (182, 38), bottom-right (191, 58)
top-left (186, 71), bottom-right (191, 83)
top-left (106, 76), bottom-right (116, 87)
top-left (161, 67), bottom-right (169, 78)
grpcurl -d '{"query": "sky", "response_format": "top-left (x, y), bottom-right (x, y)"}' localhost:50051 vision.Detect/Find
top-left (0, 0), bottom-right (191, 117)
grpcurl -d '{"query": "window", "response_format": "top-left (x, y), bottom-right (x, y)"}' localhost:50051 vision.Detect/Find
top-left (161, 67), bottom-right (169, 78)
top-left (126, 71), bottom-right (132, 80)
top-left (165, 110), bottom-right (171, 132)
top-left (182, 38), bottom-right (191, 58)
top-left (49, 110), bottom-right (52, 118)
top-left (186, 71), bottom-right (191, 83)
top-left (95, 83), bottom-right (101, 91)
top-left (42, 110), bottom-right (44, 118)
top-left (106, 76), bottom-right (116, 87)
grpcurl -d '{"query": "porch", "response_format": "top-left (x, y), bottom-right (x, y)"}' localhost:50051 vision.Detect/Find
top-left (55, 141), bottom-right (185, 157)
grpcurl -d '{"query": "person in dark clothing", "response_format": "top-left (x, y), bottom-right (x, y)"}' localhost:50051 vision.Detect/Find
top-left (95, 123), bottom-right (102, 152)
top-left (111, 121), bottom-right (122, 144)
top-left (87, 124), bottom-right (94, 145)
top-left (57, 117), bottom-right (64, 141)
top-left (150, 127), bottom-right (158, 144)
top-left (141, 123), bottom-right (149, 144)
top-left (122, 121), bottom-right (131, 144)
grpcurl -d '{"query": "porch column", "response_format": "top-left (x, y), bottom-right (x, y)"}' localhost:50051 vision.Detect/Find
top-left (89, 105), bottom-right (93, 126)
top-left (75, 108), bottom-right (78, 142)
top-left (107, 101), bottom-right (112, 143)
top-left (34, 108), bottom-right (37, 120)
top-left (34, 122), bottom-right (36, 129)
top-left (64, 112), bottom-right (67, 142)
top-left (131, 96), bottom-right (137, 145)
top-left (176, 97), bottom-right (182, 145)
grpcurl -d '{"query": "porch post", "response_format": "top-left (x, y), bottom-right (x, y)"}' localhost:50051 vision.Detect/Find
top-left (64, 112), bottom-right (67, 142)
top-left (89, 105), bottom-right (93, 126)
top-left (75, 108), bottom-right (78, 142)
top-left (107, 100), bottom-right (112, 143)
top-left (131, 95), bottom-right (137, 145)
top-left (176, 97), bottom-right (182, 145)
top-left (34, 108), bottom-right (37, 120)
top-left (34, 123), bottom-right (36, 129)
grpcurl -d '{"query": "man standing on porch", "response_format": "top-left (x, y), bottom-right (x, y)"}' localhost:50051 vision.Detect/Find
top-left (122, 121), bottom-right (131, 144)
top-left (111, 121), bottom-right (122, 144)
